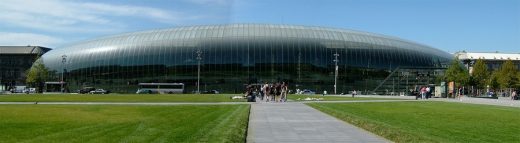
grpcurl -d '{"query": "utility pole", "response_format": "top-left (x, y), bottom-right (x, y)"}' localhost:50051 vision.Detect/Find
top-left (196, 50), bottom-right (202, 94)
top-left (61, 55), bottom-right (67, 93)
top-left (298, 51), bottom-right (301, 83)
top-left (333, 53), bottom-right (339, 95)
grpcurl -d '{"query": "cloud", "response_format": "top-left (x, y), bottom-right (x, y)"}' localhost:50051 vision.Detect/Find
top-left (0, 0), bottom-right (187, 33)
top-left (0, 0), bottom-right (233, 47)
top-left (80, 3), bottom-right (181, 23)
top-left (0, 32), bottom-right (64, 47)
top-left (0, 11), bottom-right (117, 33)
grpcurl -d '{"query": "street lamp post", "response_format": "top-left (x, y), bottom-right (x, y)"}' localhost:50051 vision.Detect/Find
top-left (196, 50), bottom-right (202, 94)
top-left (61, 55), bottom-right (67, 93)
top-left (333, 53), bottom-right (339, 95)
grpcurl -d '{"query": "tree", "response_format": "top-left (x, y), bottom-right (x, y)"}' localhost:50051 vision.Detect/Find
top-left (497, 60), bottom-right (518, 91)
top-left (25, 59), bottom-right (49, 93)
top-left (488, 71), bottom-right (500, 92)
top-left (444, 57), bottom-right (470, 86)
top-left (517, 72), bottom-right (520, 88)
top-left (471, 59), bottom-right (489, 96)
top-left (494, 60), bottom-right (519, 97)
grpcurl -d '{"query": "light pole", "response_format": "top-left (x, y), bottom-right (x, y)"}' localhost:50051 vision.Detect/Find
top-left (196, 50), bottom-right (202, 94)
top-left (298, 51), bottom-right (301, 83)
top-left (61, 55), bottom-right (67, 93)
top-left (333, 53), bottom-right (339, 95)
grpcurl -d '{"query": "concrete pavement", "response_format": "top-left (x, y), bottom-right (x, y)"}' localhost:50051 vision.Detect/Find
top-left (320, 94), bottom-right (520, 108)
top-left (247, 101), bottom-right (389, 143)
top-left (430, 96), bottom-right (520, 108)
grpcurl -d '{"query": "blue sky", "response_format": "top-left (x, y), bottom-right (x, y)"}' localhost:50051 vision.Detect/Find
top-left (0, 0), bottom-right (518, 53)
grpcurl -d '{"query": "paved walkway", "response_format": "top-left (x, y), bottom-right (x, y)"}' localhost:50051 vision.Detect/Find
top-left (430, 96), bottom-right (520, 108)
top-left (247, 101), bottom-right (389, 143)
top-left (324, 94), bottom-right (520, 108)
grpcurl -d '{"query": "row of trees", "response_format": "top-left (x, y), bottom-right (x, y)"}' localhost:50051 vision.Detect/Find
top-left (443, 57), bottom-right (520, 96)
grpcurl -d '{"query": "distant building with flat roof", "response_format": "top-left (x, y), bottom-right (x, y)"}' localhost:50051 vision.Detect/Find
top-left (455, 51), bottom-right (520, 74)
top-left (0, 46), bottom-right (51, 91)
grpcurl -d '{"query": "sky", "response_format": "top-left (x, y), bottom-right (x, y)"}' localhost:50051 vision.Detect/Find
top-left (0, 0), bottom-right (518, 53)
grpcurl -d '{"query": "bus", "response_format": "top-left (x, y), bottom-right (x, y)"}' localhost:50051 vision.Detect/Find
top-left (136, 83), bottom-right (184, 94)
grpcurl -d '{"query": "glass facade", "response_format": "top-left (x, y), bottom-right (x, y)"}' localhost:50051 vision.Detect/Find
top-left (1, 46), bottom-right (50, 91)
top-left (40, 24), bottom-right (453, 93)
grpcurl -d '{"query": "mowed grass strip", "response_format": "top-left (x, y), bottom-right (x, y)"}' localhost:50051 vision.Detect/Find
top-left (307, 101), bottom-right (520, 143)
top-left (0, 94), bottom-right (245, 102)
top-left (0, 104), bottom-right (249, 143)
top-left (287, 94), bottom-right (398, 101)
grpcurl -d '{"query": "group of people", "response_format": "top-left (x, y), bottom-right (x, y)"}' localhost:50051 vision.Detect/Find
top-left (417, 86), bottom-right (431, 100)
top-left (245, 82), bottom-right (289, 102)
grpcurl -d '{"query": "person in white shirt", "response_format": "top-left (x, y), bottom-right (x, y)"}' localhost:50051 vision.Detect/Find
top-left (426, 87), bottom-right (431, 99)
top-left (512, 90), bottom-right (517, 100)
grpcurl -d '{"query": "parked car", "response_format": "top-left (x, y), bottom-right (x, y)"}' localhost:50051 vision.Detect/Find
top-left (78, 87), bottom-right (95, 94)
top-left (203, 90), bottom-right (220, 94)
top-left (136, 89), bottom-right (154, 94)
top-left (301, 89), bottom-right (316, 95)
top-left (23, 88), bottom-right (36, 94)
top-left (12, 86), bottom-right (27, 93)
top-left (89, 89), bottom-right (109, 94)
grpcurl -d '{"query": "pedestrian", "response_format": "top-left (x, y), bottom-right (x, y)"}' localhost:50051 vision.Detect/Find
top-left (457, 86), bottom-right (463, 101)
top-left (426, 86), bottom-right (431, 99)
top-left (279, 82), bottom-right (284, 102)
top-left (244, 85), bottom-right (253, 102)
top-left (281, 82), bottom-right (288, 102)
top-left (281, 83), bottom-right (285, 102)
top-left (352, 90), bottom-right (356, 98)
top-left (265, 84), bottom-right (271, 102)
top-left (512, 90), bottom-right (517, 100)
top-left (420, 86), bottom-right (426, 99)
top-left (269, 84), bottom-right (275, 102)
top-left (284, 83), bottom-right (289, 102)
top-left (272, 83), bottom-right (276, 102)
top-left (415, 89), bottom-right (419, 100)
top-left (275, 82), bottom-right (282, 102)
top-left (322, 90), bottom-right (327, 96)
top-left (261, 82), bottom-right (268, 100)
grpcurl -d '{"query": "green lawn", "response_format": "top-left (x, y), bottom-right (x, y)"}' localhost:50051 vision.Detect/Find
top-left (0, 104), bottom-right (249, 143)
top-left (307, 101), bottom-right (520, 143)
top-left (287, 94), bottom-right (397, 101)
top-left (0, 94), bottom-right (245, 102)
